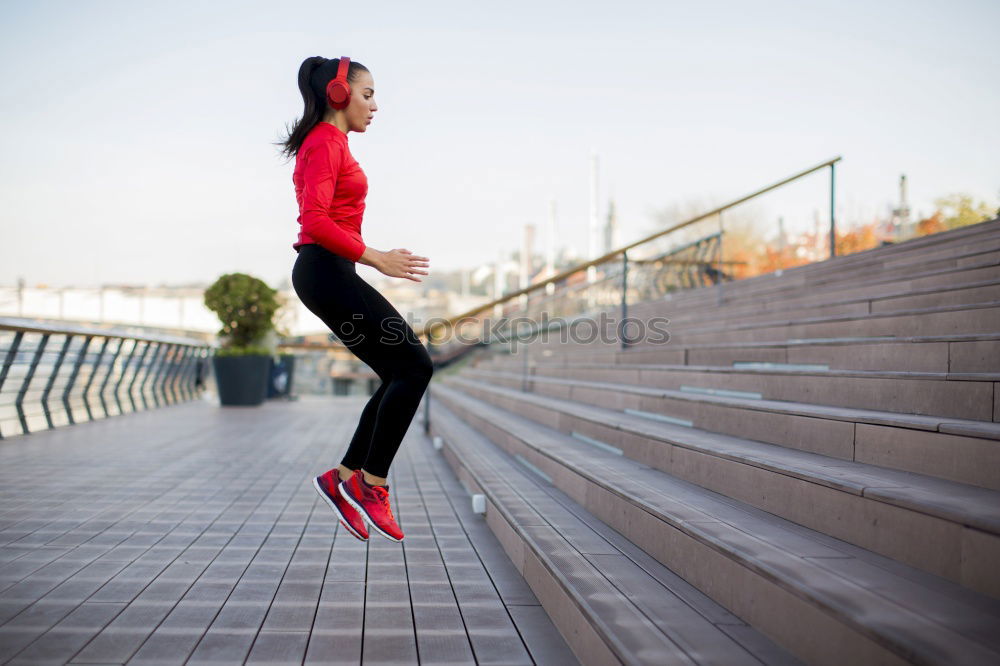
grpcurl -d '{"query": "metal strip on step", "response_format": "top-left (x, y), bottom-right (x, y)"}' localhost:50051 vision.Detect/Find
top-left (570, 431), bottom-right (624, 455)
top-left (732, 362), bottom-right (830, 371)
top-left (787, 336), bottom-right (896, 344)
top-left (514, 454), bottom-right (553, 483)
top-left (679, 385), bottom-right (763, 400)
top-left (623, 409), bottom-right (694, 427)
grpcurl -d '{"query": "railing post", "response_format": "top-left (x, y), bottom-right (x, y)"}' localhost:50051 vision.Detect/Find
top-left (620, 251), bottom-right (629, 349)
top-left (40, 334), bottom-right (73, 429)
top-left (163, 344), bottom-right (183, 405)
top-left (521, 332), bottom-right (529, 392)
top-left (189, 348), bottom-right (202, 395)
top-left (17, 333), bottom-right (49, 435)
top-left (62, 334), bottom-right (93, 425)
top-left (423, 392), bottom-right (430, 434)
top-left (152, 344), bottom-right (176, 407)
top-left (829, 162), bottom-right (837, 258)
top-left (0, 331), bottom-right (25, 439)
top-left (423, 338), bottom-right (432, 434)
top-left (166, 345), bottom-right (183, 404)
top-left (717, 212), bottom-right (725, 306)
top-left (181, 346), bottom-right (204, 401)
top-left (164, 344), bottom-right (183, 404)
top-left (99, 338), bottom-right (125, 418)
top-left (125, 340), bottom-right (151, 413)
top-left (81, 337), bottom-right (109, 422)
top-left (137, 341), bottom-right (161, 410)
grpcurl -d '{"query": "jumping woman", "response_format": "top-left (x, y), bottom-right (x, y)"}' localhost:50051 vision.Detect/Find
top-left (277, 56), bottom-right (433, 543)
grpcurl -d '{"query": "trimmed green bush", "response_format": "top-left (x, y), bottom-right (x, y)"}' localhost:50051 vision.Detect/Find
top-left (204, 273), bottom-right (280, 355)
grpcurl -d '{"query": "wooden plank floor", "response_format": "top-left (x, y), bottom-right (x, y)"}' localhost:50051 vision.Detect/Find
top-left (0, 395), bottom-right (578, 665)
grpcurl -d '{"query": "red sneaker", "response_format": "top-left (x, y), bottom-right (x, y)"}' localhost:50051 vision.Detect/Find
top-left (313, 469), bottom-right (368, 541)
top-left (339, 469), bottom-right (404, 542)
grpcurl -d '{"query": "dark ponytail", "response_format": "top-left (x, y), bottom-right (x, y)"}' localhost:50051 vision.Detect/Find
top-left (274, 56), bottom-right (370, 162)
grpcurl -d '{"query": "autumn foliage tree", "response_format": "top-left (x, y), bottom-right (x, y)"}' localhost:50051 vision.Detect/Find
top-left (916, 211), bottom-right (945, 236)
top-left (648, 191), bottom-right (996, 284)
top-left (834, 222), bottom-right (881, 256)
top-left (930, 193), bottom-right (994, 230)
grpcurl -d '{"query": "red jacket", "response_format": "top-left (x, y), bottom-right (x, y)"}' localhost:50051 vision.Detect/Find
top-left (292, 122), bottom-right (367, 262)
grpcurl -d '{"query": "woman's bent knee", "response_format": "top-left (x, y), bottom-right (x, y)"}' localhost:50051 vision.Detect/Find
top-left (390, 359), bottom-right (432, 393)
top-left (414, 353), bottom-right (434, 382)
top-left (407, 350), bottom-right (434, 385)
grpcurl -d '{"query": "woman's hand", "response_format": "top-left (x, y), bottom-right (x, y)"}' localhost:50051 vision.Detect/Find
top-left (360, 247), bottom-right (429, 282)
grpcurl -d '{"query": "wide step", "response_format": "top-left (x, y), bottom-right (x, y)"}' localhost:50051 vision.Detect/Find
top-left (441, 374), bottom-right (1000, 596)
top-left (430, 381), bottom-right (1000, 666)
top-left (428, 395), bottom-right (803, 666)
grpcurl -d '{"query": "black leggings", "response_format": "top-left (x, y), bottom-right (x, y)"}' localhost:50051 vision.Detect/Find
top-left (291, 243), bottom-right (433, 478)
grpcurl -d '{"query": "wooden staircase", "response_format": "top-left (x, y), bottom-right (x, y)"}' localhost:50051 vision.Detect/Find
top-left (426, 218), bottom-right (1000, 665)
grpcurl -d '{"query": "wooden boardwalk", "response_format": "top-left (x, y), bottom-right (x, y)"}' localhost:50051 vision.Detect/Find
top-left (0, 396), bottom-right (577, 665)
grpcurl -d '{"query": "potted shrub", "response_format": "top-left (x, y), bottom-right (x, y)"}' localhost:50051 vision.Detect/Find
top-left (204, 272), bottom-right (281, 406)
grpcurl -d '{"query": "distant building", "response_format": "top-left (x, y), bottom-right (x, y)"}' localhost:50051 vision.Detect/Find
top-left (891, 174), bottom-right (913, 240)
top-left (603, 199), bottom-right (619, 254)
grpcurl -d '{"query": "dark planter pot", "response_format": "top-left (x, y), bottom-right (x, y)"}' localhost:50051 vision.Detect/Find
top-left (213, 354), bottom-right (271, 406)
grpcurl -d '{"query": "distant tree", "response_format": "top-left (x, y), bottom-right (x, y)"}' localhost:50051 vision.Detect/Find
top-left (719, 220), bottom-right (765, 280)
top-left (916, 211), bottom-right (946, 236)
top-left (932, 193), bottom-right (994, 229)
top-left (834, 222), bottom-right (880, 257)
top-left (757, 243), bottom-right (809, 274)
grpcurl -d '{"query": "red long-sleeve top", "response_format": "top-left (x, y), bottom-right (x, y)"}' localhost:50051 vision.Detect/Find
top-left (292, 121), bottom-right (367, 262)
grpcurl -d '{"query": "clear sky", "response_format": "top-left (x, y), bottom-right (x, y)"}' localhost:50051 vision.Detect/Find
top-left (1, 0), bottom-right (998, 289)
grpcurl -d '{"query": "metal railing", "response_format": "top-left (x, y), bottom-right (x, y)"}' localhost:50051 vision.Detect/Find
top-left (412, 156), bottom-right (840, 432)
top-left (418, 156), bottom-right (841, 352)
top-left (0, 317), bottom-right (213, 438)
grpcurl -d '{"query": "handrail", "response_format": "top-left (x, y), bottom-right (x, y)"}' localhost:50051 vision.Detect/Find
top-left (0, 317), bottom-right (212, 439)
top-left (418, 156), bottom-right (841, 338)
top-left (0, 316), bottom-right (209, 346)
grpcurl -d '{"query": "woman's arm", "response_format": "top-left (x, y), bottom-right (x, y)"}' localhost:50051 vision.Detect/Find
top-left (300, 139), bottom-right (429, 280)
top-left (299, 141), bottom-right (367, 262)
top-left (359, 247), bottom-right (430, 282)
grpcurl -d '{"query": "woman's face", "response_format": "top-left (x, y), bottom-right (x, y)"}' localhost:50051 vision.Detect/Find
top-left (345, 70), bottom-right (377, 133)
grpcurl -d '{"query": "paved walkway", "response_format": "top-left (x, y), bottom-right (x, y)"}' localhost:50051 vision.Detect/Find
top-left (0, 395), bottom-right (577, 665)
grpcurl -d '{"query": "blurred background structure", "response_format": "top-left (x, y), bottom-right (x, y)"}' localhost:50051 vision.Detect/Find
top-left (1, 1), bottom-right (999, 664)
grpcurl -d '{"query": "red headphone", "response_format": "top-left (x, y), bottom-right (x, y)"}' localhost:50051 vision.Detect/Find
top-left (326, 57), bottom-right (352, 109)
